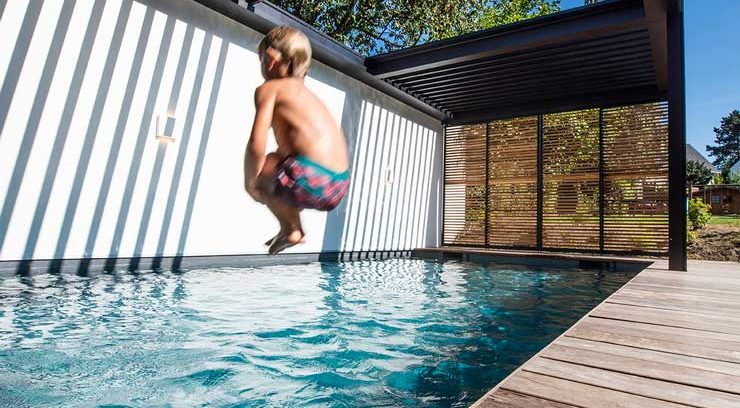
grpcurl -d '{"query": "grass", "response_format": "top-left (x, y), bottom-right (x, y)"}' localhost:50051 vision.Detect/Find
top-left (708, 215), bottom-right (740, 227)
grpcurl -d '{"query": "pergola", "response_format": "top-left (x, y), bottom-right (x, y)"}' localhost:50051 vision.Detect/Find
top-left (206, 0), bottom-right (687, 270)
top-left (365, 0), bottom-right (686, 270)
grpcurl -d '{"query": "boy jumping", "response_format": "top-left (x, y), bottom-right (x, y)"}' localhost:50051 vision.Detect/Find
top-left (245, 26), bottom-right (350, 254)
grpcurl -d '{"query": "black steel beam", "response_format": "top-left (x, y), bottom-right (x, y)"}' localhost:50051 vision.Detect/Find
top-left (643, 0), bottom-right (669, 90)
top-left (441, 126), bottom-right (447, 245)
top-left (536, 115), bottom-right (544, 250)
top-left (366, 0), bottom-right (646, 78)
top-left (484, 124), bottom-right (490, 246)
top-left (445, 87), bottom-right (665, 125)
top-left (599, 108), bottom-right (606, 253)
top-left (439, 74), bottom-right (655, 113)
top-left (666, 0), bottom-right (687, 271)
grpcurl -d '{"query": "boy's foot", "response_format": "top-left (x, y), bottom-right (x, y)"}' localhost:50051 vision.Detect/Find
top-left (264, 233), bottom-right (280, 247)
top-left (265, 232), bottom-right (305, 247)
top-left (268, 230), bottom-right (305, 255)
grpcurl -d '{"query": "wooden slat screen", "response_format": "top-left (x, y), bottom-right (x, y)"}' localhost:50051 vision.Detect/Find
top-left (602, 102), bottom-right (669, 253)
top-left (443, 124), bottom-right (486, 246)
top-left (486, 117), bottom-right (538, 248)
top-left (442, 102), bottom-right (669, 255)
top-left (542, 109), bottom-right (601, 250)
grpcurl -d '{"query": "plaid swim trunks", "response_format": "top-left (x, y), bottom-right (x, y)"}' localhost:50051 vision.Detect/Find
top-left (275, 155), bottom-right (350, 211)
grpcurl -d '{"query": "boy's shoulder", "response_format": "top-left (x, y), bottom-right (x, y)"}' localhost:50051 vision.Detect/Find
top-left (258, 78), bottom-right (304, 92)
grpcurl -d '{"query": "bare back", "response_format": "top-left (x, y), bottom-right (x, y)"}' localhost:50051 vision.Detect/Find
top-left (263, 78), bottom-right (348, 172)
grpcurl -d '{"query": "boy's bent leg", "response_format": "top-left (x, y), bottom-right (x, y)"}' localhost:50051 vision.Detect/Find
top-left (262, 195), bottom-right (304, 254)
top-left (253, 154), bottom-right (305, 253)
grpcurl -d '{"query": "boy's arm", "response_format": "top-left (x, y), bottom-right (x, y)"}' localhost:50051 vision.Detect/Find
top-left (244, 85), bottom-right (275, 202)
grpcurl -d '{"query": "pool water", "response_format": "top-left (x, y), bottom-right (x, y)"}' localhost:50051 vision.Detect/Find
top-left (0, 259), bottom-right (637, 407)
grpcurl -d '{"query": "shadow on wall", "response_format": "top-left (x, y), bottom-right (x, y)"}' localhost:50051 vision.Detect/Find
top-left (308, 62), bottom-right (443, 254)
top-left (0, 0), bottom-right (231, 273)
top-left (322, 100), bottom-right (441, 253)
top-left (0, 0), bottom-right (441, 275)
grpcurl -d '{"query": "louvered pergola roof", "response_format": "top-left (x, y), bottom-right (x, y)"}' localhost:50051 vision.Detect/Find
top-left (365, 0), bottom-right (676, 125)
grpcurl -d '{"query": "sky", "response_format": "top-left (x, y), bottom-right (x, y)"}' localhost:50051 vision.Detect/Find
top-left (562, 0), bottom-right (740, 161)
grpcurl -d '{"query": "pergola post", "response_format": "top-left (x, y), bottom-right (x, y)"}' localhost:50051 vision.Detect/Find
top-left (667, 0), bottom-right (687, 271)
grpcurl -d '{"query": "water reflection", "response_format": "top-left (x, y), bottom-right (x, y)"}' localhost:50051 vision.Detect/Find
top-left (0, 260), bottom-right (636, 407)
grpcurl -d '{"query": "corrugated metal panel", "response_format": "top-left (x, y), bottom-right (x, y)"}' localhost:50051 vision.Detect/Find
top-left (443, 124), bottom-right (486, 246)
top-left (486, 117), bottom-right (539, 248)
top-left (602, 102), bottom-right (669, 253)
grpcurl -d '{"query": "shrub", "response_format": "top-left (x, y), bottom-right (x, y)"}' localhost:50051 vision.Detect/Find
top-left (688, 198), bottom-right (711, 230)
top-left (687, 224), bottom-right (696, 244)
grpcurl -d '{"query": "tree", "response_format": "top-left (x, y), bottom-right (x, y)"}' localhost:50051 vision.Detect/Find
top-left (706, 110), bottom-right (740, 172)
top-left (686, 160), bottom-right (713, 185)
top-left (712, 173), bottom-right (726, 185)
top-left (727, 170), bottom-right (740, 185)
top-left (268, 0), bottom-right (560, 55)
top-left (481, 0), bottom-right (560, 27)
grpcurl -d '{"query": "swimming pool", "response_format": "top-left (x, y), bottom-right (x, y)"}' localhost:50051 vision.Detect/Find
top-left (0, 258), bottom-right (638, 407)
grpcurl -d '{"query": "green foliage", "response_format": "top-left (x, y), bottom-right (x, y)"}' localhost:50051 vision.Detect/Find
top-left (688, 197), bottom-right (711, 230)
top-left (269, 0), bottom-right (560, 55)
top-left (687, 224), bottom-right (696, 244)
top-left (686, 160), bottom-right (713, 185)
top-left (706, 110), bottom-right (740, 172)
top-left (481, 0), bottom-right (560, 28)
top-left (727, 171), bottom-right (740, 185)
top-left (712, 173), bottom-right (726, 185)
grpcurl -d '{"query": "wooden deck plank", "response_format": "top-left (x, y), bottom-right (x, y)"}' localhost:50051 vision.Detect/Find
top-left (473, 259), bottom-right (740, 408)
top-left (632, 273), bottom-right (740, 292)
top-left (540, 343), bottom-right (740, 393)
top-left (590, 303), bottom-right (740, 335)
top-left (579, 316), bottom-right (740, 345)
top-left (524, 358), bottom-right (740, 408)
top-left (500, 371), bottom-right (690, 408)
top-left (606, 294), bottom-right (740, 317)
top-left (567, 320), bottom-right (740, 363)
top-left (617, 287), bottom-right (740, 308)
top-left (555, 337), bottom-right (740, 376)
top-left (477, 390), bottom-right (578, 408)
top-left (626, 281), bottom-right (740, 299)
top-left (641, 269), bottom-right (740, 284)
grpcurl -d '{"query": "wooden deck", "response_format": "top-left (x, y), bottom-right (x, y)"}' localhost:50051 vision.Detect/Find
top-left (472, 259), bottom-right (740, 408)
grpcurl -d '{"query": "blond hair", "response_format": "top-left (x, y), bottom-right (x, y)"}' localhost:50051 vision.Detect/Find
top-left (258, 26), bottom-right (312, 78)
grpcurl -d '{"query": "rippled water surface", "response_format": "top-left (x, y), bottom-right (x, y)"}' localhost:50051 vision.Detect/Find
top-left (0, 259), bottom-right (637, 407)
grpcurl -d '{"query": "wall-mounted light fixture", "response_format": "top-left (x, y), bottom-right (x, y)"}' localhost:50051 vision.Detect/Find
top-left (156, 115), bottom-right (176, 142)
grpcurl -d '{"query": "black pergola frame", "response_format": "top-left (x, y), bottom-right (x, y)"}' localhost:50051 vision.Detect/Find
top-left (199, 0), bottom-right (687, 270)
top-left (366, 0), bottom-right (687, 270)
